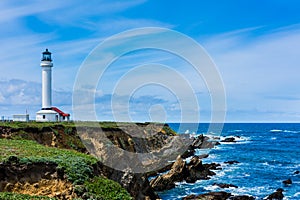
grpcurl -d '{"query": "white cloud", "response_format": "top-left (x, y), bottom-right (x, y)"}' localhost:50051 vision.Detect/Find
top-left (202, 25), bottom-right (300, 121)
top-left (0, 79), bottom-right (72, 118)
top-left (2, 1), bottom-right (299, 122)
top-left (0, 1), bottom-right (67, 24)
top-left (95, 18), bottom-right (174, 34)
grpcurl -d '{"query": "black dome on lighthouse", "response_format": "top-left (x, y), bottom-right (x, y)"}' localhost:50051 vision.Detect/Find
top-left (41, 48), bottom-right (52, 61)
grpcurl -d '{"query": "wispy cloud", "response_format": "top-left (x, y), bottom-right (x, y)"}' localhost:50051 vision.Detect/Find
top-left (0, 79), bottom-right (72, 116)
top-left (202, 24), bottom-right (300, 121)
top-left (0, 1), bottom-right (66, 24)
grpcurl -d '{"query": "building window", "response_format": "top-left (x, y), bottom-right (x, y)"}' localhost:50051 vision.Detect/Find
top-left (43, 115), bottom-right (45, 119)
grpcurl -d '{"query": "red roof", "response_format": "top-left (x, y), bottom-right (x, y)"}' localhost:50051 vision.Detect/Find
top-left (51, 107), bottom-right (70, 117)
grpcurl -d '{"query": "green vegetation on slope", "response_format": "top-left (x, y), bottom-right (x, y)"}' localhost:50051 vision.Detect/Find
top-left (0, 139), bottom-right (97, 184)
top-left (0, 139), bottom-right (132, 199)
top-left (0, 121), bottom-right (176, 134)
top-left (0, 121), bottom-right (122, 129)
top-left (80, 177), bottom-right (132, 200)
top-left (0, 192), bottom-right (56, 200)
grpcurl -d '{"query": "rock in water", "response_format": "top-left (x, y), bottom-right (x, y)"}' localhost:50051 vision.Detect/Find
top-left (181, 147), bottom-right (196, 159)
top-left (282, 178), bottom-right (292, 185)
top-left (213, 183), bottom-right (238, 188)
top-left (183, 191), bottom-right (232, 200)
top-left (294, 170), bottom-right (300, 174)
top-left (221, 137), bottom-right (236, 142)
top-left (224, 160), bottom-right (240, 165)
top-left (229, 195), bottom-right (255, 200)
top-left (186, 156), bottom-right (219, 183)
top-left (266, 188), bottom-right (284, 200)
top-left (150, 155), bottom-right (187, 191)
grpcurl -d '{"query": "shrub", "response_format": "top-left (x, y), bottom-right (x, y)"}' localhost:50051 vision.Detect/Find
top-left (83, 177), bottom-right (132, 200)
top-left (0, 192), bottom-right (55, 200)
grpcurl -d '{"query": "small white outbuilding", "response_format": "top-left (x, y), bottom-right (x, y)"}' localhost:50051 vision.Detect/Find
top-left (13, 114), bottom-right (29, 122)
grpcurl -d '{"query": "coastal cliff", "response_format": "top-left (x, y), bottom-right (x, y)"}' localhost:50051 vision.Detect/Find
top-left (0, 122), bottom-right (177, 200)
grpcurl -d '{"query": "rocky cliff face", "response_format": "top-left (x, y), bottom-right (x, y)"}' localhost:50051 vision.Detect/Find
top-left (0, 122), bottom-right (179, 199)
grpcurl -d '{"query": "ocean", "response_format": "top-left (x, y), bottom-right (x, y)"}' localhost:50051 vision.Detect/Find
top-left (157, 123), bottom-right (300, 200)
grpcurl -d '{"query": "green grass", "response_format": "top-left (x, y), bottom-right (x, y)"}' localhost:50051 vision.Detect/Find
top-left (0, 192), bottom-right (55, 200)
top-left (80, 177), bottom-right (132, 200)
top-left (0, 139), bottom-right (132, 199)
top-left (0, 121), bottom-right (74, 129)
top-left (0, 139), bottom-right (97, 184)
top-left (0, 121), bottom-right (175, 130)
top-left (0, 121), bottom-right (120, 129)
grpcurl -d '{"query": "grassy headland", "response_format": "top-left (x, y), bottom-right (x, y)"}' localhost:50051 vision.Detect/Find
top-left (0, 121), bottom-right (177, 199)
top-left (0, 121), bottom-right (137, 200)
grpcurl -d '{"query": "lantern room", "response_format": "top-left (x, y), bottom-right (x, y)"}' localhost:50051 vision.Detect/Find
top-left (41, 48), bottom-right (52, 61)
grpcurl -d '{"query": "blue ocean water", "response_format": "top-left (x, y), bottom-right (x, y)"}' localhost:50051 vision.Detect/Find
top-left (158, 123), bottom-right (300, 200)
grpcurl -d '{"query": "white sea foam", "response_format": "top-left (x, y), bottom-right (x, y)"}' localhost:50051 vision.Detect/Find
top-left (194, 149), bottom-right (211, 155)
top-left (262, 162), bottom-right (269, 166)
top-left (184, 157), bottom-right (192, 163)
top-left (203, 185), bottom-right (219, 191)
top-left (294, 192), bottom-right (300, 197)
top-left (270, 129), bottom-right (283, 132)
top-left (205, 133), bottom-right (221, 138)
top-left (269, 129), bottom-right (299, 133)
top-left (230, 186), bottom-right (266, 197)
top-left (209, 164), bottom-right (239, 179)
top-left (220, 135), bottom-right (251, 142)
top-left (229, 129), bottom-right (243, 133)
top-left (283, 130), bottom-right (299, 133)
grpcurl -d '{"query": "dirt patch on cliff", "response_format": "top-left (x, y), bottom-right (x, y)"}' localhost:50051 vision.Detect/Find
top-left (0, 159), bottom-right (76, 199)
top-left (5, 179), bottom-right (77, 199)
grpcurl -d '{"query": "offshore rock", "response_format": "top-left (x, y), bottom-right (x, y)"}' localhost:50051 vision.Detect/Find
top-left (221, 137), bottom-right (236, 143)
top-left (150, 156), bottom-right (219, 190)
top-left (224, 160), bottom-right (240, 165)
top-left (183, 191), bottom-right (232, 200)
top-left (181, 147), bottom-right (196, 159)
top-left (266, 188), bottom-right (284, 200)
top-left (191, 135), bottom-right (215, 149)
top-left (185, 156), bottom-right (216, 183)
top-left (212, 183), bottom-right (238, 188)
top-left (229, 196), bottom-right (255, 200)
top-left (282, 178), bottom-right (292, 185)
top-left (150, 155), bottom-right (187, 191)
top-left (181, 134), bottom-right (214, 159)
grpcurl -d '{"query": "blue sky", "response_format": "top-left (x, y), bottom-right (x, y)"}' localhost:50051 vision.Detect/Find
top-left (1, 0), bottom-right (300, 122)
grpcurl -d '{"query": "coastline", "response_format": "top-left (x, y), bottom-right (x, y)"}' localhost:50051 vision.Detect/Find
top-left (0, 122), bottom-right (299, 199)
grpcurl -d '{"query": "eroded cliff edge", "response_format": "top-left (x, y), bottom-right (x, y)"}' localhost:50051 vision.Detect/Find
top-left (0, 122), bottom-right (180, 199)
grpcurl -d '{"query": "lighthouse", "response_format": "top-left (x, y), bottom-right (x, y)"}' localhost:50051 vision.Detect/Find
top-left (36, 49), bottom-right (70, 122)
top-left (41, 49), bottom-right (53, 109)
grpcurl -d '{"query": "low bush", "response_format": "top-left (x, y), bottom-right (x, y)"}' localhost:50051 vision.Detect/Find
top-left (83, 177), bottom-right (132, 200)
top-left (0, 192), bottom-right (55, 200)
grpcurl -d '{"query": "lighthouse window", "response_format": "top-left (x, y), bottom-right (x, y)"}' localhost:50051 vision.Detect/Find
top-left (43, 115), bottom-right (45, 119)
top-left (43, 54), bottom-right (51, 61)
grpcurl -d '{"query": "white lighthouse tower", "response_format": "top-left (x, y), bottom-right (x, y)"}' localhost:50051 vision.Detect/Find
top-left (36, 49), bottom-right (70, 122)
top-left (41, 49), bottom-right (53, 109)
